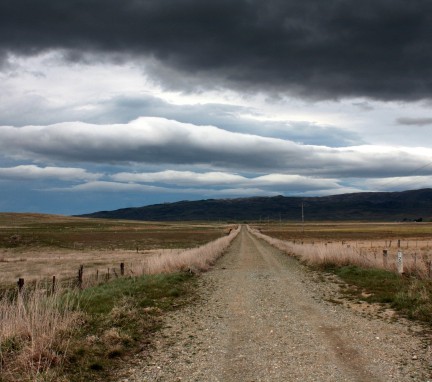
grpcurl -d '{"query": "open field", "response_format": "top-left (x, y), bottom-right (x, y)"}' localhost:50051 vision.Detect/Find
top-left (0, 215), bottom-right (240, 382)
top-left (251, 221), bottom-right (432, 241)
top-left (2, 217), bottom-right (432, 381)
top-left (0, 213), bottom-right (233, 286)
top-left (250, 222), bottom-right (432, 278)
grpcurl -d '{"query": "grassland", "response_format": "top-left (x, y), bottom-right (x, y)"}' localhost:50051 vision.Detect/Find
top-left (3, 216), bottom-right (432, 380)
top-left (0, 213), bottom-right (239, 381)
top-left (0, 213), bottom-right (232, 286)
top-left (253, 221), bottom-right (432, 241)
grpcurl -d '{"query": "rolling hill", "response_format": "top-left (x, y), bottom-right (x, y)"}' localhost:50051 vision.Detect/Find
top-left (77, 188), bottom-right (432, 221)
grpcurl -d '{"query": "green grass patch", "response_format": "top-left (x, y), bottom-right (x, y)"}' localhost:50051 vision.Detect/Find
top-left (327, 265), bottom-right (432, 324)
top-left (62, 272), bottom-right (196, 382)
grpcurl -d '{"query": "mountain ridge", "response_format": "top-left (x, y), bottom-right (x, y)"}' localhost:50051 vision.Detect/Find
top-left (77, 188), bottom-right (432, 221)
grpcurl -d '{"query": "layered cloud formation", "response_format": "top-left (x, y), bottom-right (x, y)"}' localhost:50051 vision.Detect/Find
top-left (2, 118), bottom-right (432, 178)
top-left (1, 1), bottom-right (432, 214)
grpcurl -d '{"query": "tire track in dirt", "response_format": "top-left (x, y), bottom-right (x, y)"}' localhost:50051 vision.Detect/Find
top-left (118, 226), bottom-right (430, 381)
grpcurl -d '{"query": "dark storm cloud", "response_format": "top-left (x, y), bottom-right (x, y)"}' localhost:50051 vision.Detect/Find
top-left (1, 0), bottom-right (432, 100)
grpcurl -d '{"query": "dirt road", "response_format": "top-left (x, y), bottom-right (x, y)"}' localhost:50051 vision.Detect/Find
top-left (119, 226), bottom-right (430, 381)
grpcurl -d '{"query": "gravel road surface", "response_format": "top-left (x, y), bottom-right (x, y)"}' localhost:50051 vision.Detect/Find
top-left (118, 226), bottom-right (431, 381)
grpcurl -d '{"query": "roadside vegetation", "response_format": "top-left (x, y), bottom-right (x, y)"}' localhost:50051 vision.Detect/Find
top-left (248, 224), bottom-right (432, 325)
top-left (0, 214), bottom-right (239, 382)
top-left (0, 213), bottom-right (231, 285)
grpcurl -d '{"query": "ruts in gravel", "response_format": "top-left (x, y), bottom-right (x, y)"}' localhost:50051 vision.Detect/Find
top-left (118, 226), bottom-right (431, 382)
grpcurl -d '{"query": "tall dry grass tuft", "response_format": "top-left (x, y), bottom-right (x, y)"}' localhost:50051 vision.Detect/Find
top-left (248, 226), bottom-right (431, 278)
top-left (0, 284), bottom-right (80, 381)
top-left (139, 225), bottom-right (240, 275)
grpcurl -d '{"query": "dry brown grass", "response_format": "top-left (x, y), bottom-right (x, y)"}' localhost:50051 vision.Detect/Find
top-left (0, 224), bottom-right (240, 381)
top-left (248, 226), bottom-right (432, 278)
top-left (0, 248), bottom-right (160, 286)
top-left (141, 225), bottom-right (240, 274)
top-left (0, 285), bottom-right (80, 381)
top-left (0, 213), bottom-right (233, 286)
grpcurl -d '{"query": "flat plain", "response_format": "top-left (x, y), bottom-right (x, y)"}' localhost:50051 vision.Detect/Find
top-left (1, 215), bottom-right (432, 381)
top-left (0, 213), bottom-right (229, 285)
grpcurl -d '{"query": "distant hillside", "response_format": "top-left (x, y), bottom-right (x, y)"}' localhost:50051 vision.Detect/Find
top-left (77, 188), bottom-right (432, 222)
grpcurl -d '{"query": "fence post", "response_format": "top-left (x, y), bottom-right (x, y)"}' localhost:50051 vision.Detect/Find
top-left (397, 251), bottom-right (404, 275)
top-left (17, 278), bottom-right (24, 293)
top-left (120, 262), bottom-right (125, 276)
top-left (77, 265), bottom-right (84, 289)
top-left (52, 276), bottom-right (56, 295)
top-left (383, 250), bottom-right (388, 268)
top-left (397, 239), bottom-right (401, 248)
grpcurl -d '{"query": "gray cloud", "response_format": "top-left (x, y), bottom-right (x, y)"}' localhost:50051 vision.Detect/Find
top-left (1, 1), bottom-right (432, 100)
top-left (352, 101), bottom-right (374, 111)
top-left (397, 117), bottom-right (432, 126)
top-left (1, 117), bottom-right (431, 178)
top-left (0, 88), bottom-right (362, 146)
top-left (0, 165), bottom-right (101, 181)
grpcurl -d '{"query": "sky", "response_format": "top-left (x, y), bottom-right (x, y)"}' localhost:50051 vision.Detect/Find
top-left (1, 0), bottom-right (432, 215)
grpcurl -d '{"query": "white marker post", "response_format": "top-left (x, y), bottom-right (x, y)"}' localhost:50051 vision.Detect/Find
top-left (397, 251), bottom-right (404, 275)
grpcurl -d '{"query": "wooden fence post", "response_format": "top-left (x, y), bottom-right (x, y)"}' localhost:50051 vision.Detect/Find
top-left (397, 239), bottom-right (401, 248)
top-left (17, 278), bottom-right (24, 293)
top-left (52, 276), bottom-right (56, 295)
top-left (120, 262), bottom-right (125, 276)
top-left (77, 265), bottom-right (84, 289)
